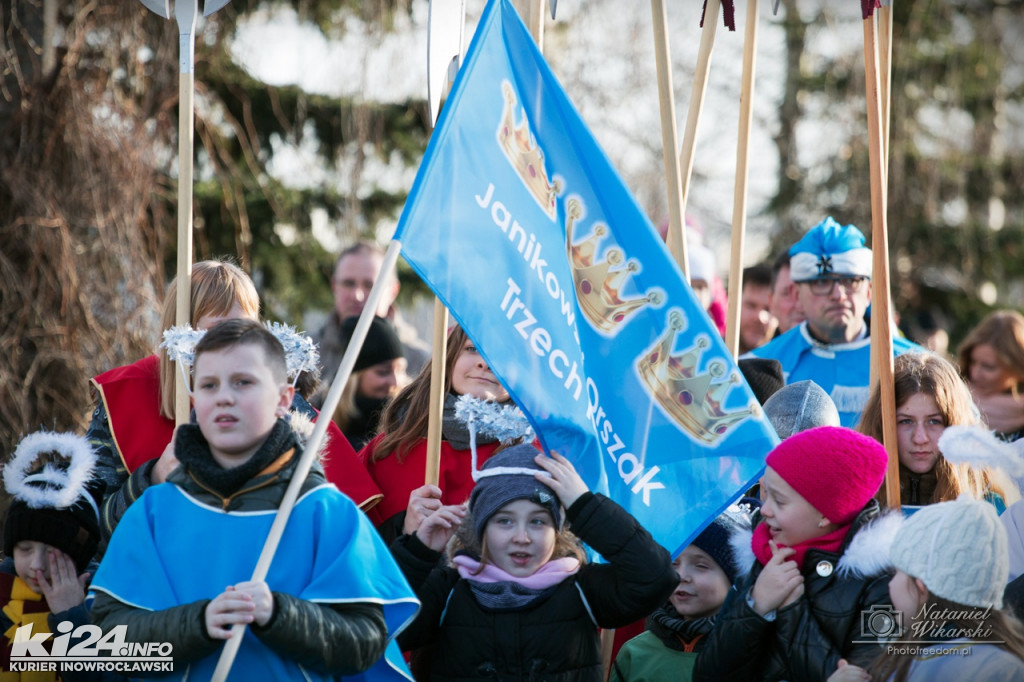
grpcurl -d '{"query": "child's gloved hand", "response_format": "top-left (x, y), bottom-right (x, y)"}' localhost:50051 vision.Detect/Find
top-left (416, 504), bottom-right (467, 552)
top-left (403, 484), bottom-right (444, 535)
top-left (533, 451), bottom-right (589, 509)
top-left (37, 549), bottom-right (88, 614)
top-left (751, 540), bottom-right (804, 615)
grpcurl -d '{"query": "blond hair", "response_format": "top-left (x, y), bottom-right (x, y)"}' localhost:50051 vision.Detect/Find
top-left (157, 260), bottom-right (260, 418)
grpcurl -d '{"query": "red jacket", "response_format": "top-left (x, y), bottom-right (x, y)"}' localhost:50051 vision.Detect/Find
top-left (361, 433), bottom-right (501, 526)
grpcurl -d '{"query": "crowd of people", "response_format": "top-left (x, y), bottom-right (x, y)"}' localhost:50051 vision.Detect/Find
top-left (4, 215), bottom-right (1024, 681)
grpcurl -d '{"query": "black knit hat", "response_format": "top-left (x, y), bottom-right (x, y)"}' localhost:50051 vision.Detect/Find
top-left (469, 443), bottom-right (562, 540)
top-left (737, 358), bottom-right (784, 406)
top-left (341, 315), bottom-right (404, 372)
top-left (3, 489), bottom-right (103, 573)
top-left (690, 497), bottom-right (759, 584)
top-left (2, 431), bottom-right (104, 573)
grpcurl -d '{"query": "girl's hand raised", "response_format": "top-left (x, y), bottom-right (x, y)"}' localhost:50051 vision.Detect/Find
top-left (416, 504), bottom-right (467, 552)
top-left (534, 451), bottom-right (589, 509)
top-left (751, 540), bottom-right (804, 616)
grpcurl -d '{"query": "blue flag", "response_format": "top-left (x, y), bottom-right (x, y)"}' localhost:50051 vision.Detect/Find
top-left (394, 0), bottom-right (778, 557)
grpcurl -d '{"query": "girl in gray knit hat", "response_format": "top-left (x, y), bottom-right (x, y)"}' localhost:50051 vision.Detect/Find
top-left (388, 443), bottom-right (678, 681)
top-left (837, 498), bottom-right (1024, 682)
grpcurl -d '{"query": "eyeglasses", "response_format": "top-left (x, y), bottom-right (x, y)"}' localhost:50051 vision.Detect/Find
top-left (803, 276), bottom-right (868, 296)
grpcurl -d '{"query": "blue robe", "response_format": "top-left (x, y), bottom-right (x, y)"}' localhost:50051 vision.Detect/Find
top-left (91, 482), bottom-right (418, 681)
top-left (749, 323), bottom-right (918, 427)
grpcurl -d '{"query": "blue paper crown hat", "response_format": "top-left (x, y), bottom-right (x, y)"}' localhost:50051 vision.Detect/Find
top-left (788, 216), bottom-right (872, 282)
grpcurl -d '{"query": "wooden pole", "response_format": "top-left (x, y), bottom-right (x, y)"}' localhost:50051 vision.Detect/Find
top-left (878, 2), bottom-right (893, 179)
top-left (651, 0), bottom-right (689, 280)
top-left (424, 298), bottom-right (449, 486)
top-left (724, 0), bottom-right (759, 358)
top-left (676, 0), bottom-right (720, 237)
top-left (211, 242), bottom-right (404, 680)
top-left (863, 13), bottom-right (899, 511)
top-left (526, 0), bottom-right (545, 53)
top-left (173, 0), bottom-right (198, 428)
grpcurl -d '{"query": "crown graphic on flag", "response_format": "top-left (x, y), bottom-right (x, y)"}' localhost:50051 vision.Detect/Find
top-left (566, 198), bottom-right (663, 335)
top-left (497, 81), bottom-right (562, 219)
top-left (636, 310), bottom-right (757, 444)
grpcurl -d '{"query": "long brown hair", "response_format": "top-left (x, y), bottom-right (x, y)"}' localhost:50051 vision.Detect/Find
top-left (157, 260), bottom-right (260, 418)
top-left (867, 591), bottom-right (1024, 681)
top-left (858, 352), bottom-right (1020, 506)
top-left (957, 310), bottom-right (1024, 397)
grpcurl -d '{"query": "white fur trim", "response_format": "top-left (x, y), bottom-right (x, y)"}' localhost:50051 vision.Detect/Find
top-left (938, 425), bottom-right (1024, 477)
top-left (837, 511), bottom-right (903, 579)
top-left (288, 410), bottom-right (329, 463)
top-left (729, 525), bottom-right (755, 578)
top-left (4, 431), bottom-right (96, 510)
top-left (790, 248), bottom-right (872, 282)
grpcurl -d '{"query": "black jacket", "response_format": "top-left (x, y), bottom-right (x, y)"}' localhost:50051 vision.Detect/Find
top-left (694, 501), bottom-right (896, 682)
top-left (392, 492), bottom-right (677, 681)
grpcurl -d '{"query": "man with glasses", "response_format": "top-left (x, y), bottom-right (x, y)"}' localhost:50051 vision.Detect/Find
top-left (745, 217), bottom-right (917, 427)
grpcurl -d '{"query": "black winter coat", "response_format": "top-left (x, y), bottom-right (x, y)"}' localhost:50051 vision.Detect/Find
top-left (392, 492), bottom-right (677, 682)
top-left (694, 501), bottom-right (895, 682)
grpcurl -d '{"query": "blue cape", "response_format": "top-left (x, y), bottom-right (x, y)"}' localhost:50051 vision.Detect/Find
top-left (91, 482), bottom-right (418, 681)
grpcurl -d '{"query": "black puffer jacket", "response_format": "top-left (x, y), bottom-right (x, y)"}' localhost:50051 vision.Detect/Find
top-left (393, 492), bottom-right (677, 681)
top-left (694, 501), bottom-right (897, 682)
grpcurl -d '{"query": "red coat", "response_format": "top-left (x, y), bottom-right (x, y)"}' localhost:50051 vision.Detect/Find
top-left (361, 434), bottom-right (501, 527)
top-left (91, 355), bottom-right (382, 511)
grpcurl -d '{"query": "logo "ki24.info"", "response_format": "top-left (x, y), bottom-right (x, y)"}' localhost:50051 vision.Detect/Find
top-left (10, 622), bottom-right (173, 674)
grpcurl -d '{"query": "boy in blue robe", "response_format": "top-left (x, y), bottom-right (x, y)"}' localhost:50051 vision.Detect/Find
top-left (90, 318), bottom-right (418, 681)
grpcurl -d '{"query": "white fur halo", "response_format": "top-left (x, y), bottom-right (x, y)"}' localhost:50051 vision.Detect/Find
top-left (938, 424), bottom-right (1024, 477)
top-left (4, 431), bottom-right (97, 510)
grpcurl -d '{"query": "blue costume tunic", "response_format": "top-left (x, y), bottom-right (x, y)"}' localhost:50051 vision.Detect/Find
top-left (90, 482), bottom-right (418, 682)
top-left (749, 323), bottom-right (918, 427)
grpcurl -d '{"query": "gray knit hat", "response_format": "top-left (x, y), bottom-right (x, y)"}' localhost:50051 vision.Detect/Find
top-left (891, 498), bottom-right (1009, 608)
top-left (469, 443), bottom-right (563, 540)
top-left (762, 380), bottom-right (840, 440)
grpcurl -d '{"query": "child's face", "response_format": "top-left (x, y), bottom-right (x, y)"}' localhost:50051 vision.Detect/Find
top-left (895, 392), bottom-right (946, 475)
top-left (483, 499), bottom-right (556, 578)
top-left (451, 339), bottom-right (509, 401)
top-left (670, 546), bottom-right (731, 620)
top-left (193, 343), bottom-right (293, 468)
top-left (13, 540), bottom-right (59, 592)
top-left (889, 569), bottom-right (924, 618)
top-left (759, 466), bottom-right (830, 547)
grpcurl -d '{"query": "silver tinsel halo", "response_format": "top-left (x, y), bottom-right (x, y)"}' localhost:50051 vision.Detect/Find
top-left (161, 325), bottom-right (204, 369)
top-left (160, 323), bottom-right (318, 384)
top-left (454, 394), bottom-right (535, 444)
top-left (264, 321), bottom-right (319, 381)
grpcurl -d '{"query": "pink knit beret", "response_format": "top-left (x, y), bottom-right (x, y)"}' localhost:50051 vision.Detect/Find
top-left (765, 425), bottom-right (888, 525)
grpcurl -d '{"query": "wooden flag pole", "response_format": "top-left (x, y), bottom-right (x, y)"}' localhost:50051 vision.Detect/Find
top-left (724, 0), bottom-right (759, 358)
top-left (211, 242), bottom-right (403, 680)
top-left (424, 298), bottom-right (449, 487)
top-left (863, 11), bottom-right (899, 511)
top-left (651, 0), bottom-right (690, 280)
top-left (676, 0), bottom-right (720, 228)
top-left (878, 1), bottom-right (893, 178)
top-left (423, 0), bottom-right (468, 487)
top-left (526, 0), bottom-right (546, 52)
